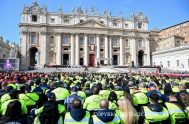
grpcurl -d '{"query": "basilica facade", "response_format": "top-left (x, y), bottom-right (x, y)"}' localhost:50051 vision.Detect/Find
top-left (19, 1), bottom-right (150, 69)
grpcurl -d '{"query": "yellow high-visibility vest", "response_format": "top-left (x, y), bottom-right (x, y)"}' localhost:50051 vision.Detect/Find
top-left (64, 111), bottom-right (90, 124)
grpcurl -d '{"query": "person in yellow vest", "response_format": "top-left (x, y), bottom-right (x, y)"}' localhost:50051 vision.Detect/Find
top-left (0, 86), bottom-right (13, 104)
top-left (114, 86), bottom-right (124, 99)
top-left (138, 92), bottom-right (169, 124)
top-left (83, 87), bottom-right (102, 111)
top-left (64, 98), bottom-right (90, 124)
top-left (51, 87), bottom-right (70, 104)
top-left (19, 84), bottom-right (39, 112)
top-left (132, 90), bottom-right (148, 112)
top-left (0, 89), bottom-right (27, 115)
top-left (91, 99), bottom-right (121, 124)
top-left (99, 87), bottom-right (111, 100)
top-left (108, 91), bottom-right (118, 110)
top-left (165, 95), bottom-right (186, 124)
top-left (7, 83), bottom-right (17, 90)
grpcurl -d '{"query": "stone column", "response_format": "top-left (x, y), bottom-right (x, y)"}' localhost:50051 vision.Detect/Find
top-left (145, 37), bottom-right (151, 65)
top-left (20, 31), bottom-right (28, 70)
top-left (70, 34), bottom-right (75, 65)
top-left (104, 35), bottom-right (109, 64)
top-left (109, 36), bottom-right (113, 65)
top-left (40, 32), bottom-right (47, 67)
top-left (96, 35), bottom-right (100, 64)
top-left (130, 37), bottom-right (137, 66)
top-left (75, 34), bottom-right (80, 66)
top-left (119, 36), bottom-right (124, 66)
top-left (56, 33), bottom-right (62, 65)
top-left (84, 34), bottom-right (89, 66)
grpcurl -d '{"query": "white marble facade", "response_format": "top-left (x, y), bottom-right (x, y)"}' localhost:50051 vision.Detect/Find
top-left (19, 1), bottom-right (150, 69)
top-left (152, 45), bottom-right (189, 71)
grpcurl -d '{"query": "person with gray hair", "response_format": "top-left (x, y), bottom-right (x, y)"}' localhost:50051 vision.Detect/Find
top-left (99, 99), bottom-right (109, 109)
top-left (90, 99), bottom-right (121, 124)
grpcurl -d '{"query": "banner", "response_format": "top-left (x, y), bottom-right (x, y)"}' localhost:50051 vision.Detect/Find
top-left (0, 58), bottom-right (19, 71)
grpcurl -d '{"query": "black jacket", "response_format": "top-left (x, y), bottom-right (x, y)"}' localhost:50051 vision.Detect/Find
top-left (139, 103), bottom-right (169, 124)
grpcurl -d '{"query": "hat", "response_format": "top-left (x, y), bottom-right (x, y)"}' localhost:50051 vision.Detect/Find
top-left (25, 85), bottom-right (31, 92)
top-left (71, 86), bottom-right (78, 92)
top-left (149, 83), bottom-right (156, 87)
top-left (6, 86), bottom-right (13, 92)
top-left (149, 92), bottom-right (159, 101)
top-left (34, 78), bottom-right (40, 84)
top-left (9, 89), bottom-right (19, 98)
top-left (46, 92), bottom-right (56, 101)
top-left (122, 86), bottom-right (130, 93)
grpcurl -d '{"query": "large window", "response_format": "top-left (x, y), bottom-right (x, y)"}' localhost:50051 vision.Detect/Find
top-left (79, 37), bottom-right (84, 45)
top-left (89, 37), bottom-right (94, 44)
top-left (32, 15), bottom-right (37, 22)
top-left (167, 61), bottom-right (170, 67)
top-left (125, 23), bottom-right (128, 28)
top-left (31, 34), bottom-right (37, 44)
top-left (113, 22), bottom-right (117, 27)
top-left (64, 19), bottom-right (70, 23)
top-left (177, 60), bottom-right (179, 67)
top-left (138, 39), bottom-right (142, 48)
top-left (160, 61), bottom-right (162, 66)
top-left (112, 38), bottom-right (118, 46)
top-left (100, 21), bottom-right (104, 24)
top-left (63, 36), bottom-right (69, 44)
top-left (50, 18), bottom-right (55, 23)
top-left (176, 41), bottom-right (181, 46)
top-left (80, 19), bottom-right (84, 23)
top-left (100, 38), bottom-right (104, 46)
top-left (138, 23), bottom-right (142, 29)
top-left (125, 39), bottom-right (129, 47)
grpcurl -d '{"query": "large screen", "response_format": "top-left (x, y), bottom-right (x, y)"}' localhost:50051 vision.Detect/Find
top-left (0, 58), bottom-right (19, 71)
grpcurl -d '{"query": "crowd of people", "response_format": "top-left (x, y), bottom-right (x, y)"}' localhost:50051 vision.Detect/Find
top-left (0, 71), bottom-right (189, 124)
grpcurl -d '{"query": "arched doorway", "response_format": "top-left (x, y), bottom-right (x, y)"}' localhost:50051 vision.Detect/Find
top-left (113, 55), bottom-right (118, 65)
top-left (29, 47), bottom-right (38, 66)
top-left (63, 54), bottom-right (69, 65)
top-left (80, 58), bottom-right (84, 66)
top-left (89, 54), bottom-right (95, 66)
top-left (138, 50), bottom-right (144, 67)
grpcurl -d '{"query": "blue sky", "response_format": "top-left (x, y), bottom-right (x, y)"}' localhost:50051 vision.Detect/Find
top-left (0, 0), bottom-right (188, 44)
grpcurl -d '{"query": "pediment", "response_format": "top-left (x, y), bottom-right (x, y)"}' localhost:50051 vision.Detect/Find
top-left (75, 19), bottom-right (109, 28)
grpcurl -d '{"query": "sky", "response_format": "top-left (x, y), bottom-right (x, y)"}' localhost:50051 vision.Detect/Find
top-left (0, 0), bottom-right (188, 44)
